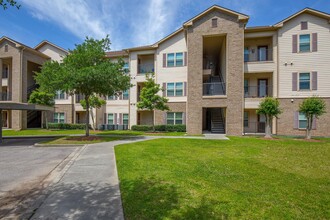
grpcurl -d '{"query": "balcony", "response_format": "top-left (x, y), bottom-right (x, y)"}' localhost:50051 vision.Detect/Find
top-left (244, 48), bottom-right (273, 62)
top-left (0, 92), bottom-right (12, 101)
top-left (203, 82), bottom-right (226, 96)
top-left (244, 122), bottom-right (266, 134)
top-left (75, 94), bottom-right (85, 103)
top-left (138, 64), bottom-right (154, 74)
top-left (244, 86), bottom-right (272, 98)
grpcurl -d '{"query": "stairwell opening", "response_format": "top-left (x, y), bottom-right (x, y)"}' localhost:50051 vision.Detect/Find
top-left (203, 108), bottom-right (226, 134)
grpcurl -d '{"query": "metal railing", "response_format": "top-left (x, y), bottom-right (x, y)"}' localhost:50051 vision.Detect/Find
top-left (244, 86), bottom-right (272, 98)
top-left (243, 122), bottom-right (266, 134)
top-left (203, 82), bottom-right (226, 96)
top-left (0, 92), bottom-right (12, 101)
top-left (244, 48), bottom-right (273, 62)
top-left (138, 64), bottom-right (154, 74)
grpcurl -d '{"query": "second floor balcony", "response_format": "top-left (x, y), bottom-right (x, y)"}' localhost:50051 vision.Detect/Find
top-left (203, 82), bottom-right (226, 96)
top-left (244, 85), bottom-right (272, 98)
top-left (0, 92), bottom-right (12, 101)
top-left (244, 48), bottom-right (273, 62)
top-left (138, 64), bottom-right (154, 74)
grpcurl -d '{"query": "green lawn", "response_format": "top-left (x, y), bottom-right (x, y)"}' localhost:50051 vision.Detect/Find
top-left (115, 137), bottom-right (330, 219)
top-left (41, 136), bottom-right (122, 145)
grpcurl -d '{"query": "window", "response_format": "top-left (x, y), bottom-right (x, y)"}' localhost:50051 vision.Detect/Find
top-left (55, 90), bottom-right (66, 100)
top-left (54, 113), bottom-right (65, 123)
top-left (167, 112), bottom-right (183, 125)
top-left (244, 79), bottom-right (249, 95)
top-left (244, 112), bottom-right (249, 127)
top-left (258, 46), bottom-right (268, 61)
top-left (108, 113), bottom-right (114, 124)
top-left (167, 52), bottom-right (184, 67)
top-left (167, 82), bottom-right (183, 97)
top-left (299, 112), bottom-right (307, 129)
top-left (122, 90), bottom-right (129, 100)
top-left (123, 63), bottom-right (129, 73)
top-left (244, 47), bottom-right (249, 62)
top-left (299, 73), bottom-right (310, 90)
top-left (123, 114), bottom-right (129, 125)
top-left (299, 34), bottom-right (310, 52)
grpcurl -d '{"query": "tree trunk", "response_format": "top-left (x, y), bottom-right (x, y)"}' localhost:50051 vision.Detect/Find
top-left (306, 116), bottom-right (312, 139)
top-left (264, 115), bottom-right (272, 138)
top-left (90, 107), bottom-right (96, 131)
top-left (152, 110), bottom-right (155, 132)
top-left (85, 96), bottom-right (90, 137)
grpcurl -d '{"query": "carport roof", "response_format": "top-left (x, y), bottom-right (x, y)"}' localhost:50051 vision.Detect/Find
top-left (0, 102), bottom-right (54, 111)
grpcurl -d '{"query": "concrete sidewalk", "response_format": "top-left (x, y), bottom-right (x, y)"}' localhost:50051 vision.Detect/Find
top-left (28, 136), bottom-right (154, 220)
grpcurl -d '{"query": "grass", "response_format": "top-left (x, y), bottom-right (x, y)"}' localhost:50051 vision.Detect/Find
top-left (115, 137), bottom-right (330, 219)
top-left (41, 136), bottom-right (122, 145)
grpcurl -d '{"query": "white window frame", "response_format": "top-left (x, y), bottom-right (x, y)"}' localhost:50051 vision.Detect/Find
top-left (55, 90), bottom-right (66, 100)
top-left (107, 113), bottom-right (114, 124)
top-left (54, 112), bottom-right (65, 123)
top-left (123, 114), bottom-right (129, 125)
top-left (166, 82), bottom-right (183, 97)
top-left (299, 72), bottom-right (311, 91)
top-left (298, 112), bottom-right (307, 129)
top-left (166, 112), bottom-right (183, 125)
top-left (167, 52), bottom-right (184, 67)
top-left (299, 34), bottom-right (311, 53)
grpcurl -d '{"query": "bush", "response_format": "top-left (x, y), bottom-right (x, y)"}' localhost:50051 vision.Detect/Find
top-left (131, 124), bottom-right (186, 132)
top-left (46, 123), bottom-right (91, 130)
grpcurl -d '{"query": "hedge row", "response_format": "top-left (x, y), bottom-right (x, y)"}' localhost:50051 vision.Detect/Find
top-left (46, 123), bottom-right (90, 130)
top-left (131, 124), bottom-right (186, 132)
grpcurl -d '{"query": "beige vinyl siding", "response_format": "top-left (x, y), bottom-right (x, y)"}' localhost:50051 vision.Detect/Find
top-left (278, 13), bottom-right (330, 98)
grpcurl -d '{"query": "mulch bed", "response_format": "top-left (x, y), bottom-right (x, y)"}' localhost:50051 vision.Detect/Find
top-left (65, 136), bottom-right (102, 141)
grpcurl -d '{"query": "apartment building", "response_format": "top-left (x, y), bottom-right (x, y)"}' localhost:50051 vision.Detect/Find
top-left (1, 5), bottom-right (330, 136)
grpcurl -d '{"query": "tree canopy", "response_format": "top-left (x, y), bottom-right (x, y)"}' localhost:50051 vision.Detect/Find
top-left (0, 0), bottom-right (20, 9)
top-left (35, 36), bottom-right (131, 136)
top-left (299, 96), bottom-right (326, 139)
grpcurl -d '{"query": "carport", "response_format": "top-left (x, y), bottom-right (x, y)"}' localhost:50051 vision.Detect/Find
top-left (0, 102), bottom-right (54, 143)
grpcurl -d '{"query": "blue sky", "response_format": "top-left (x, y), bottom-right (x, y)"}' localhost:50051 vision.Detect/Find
top-left (0, 0), bottom-right (329, 51)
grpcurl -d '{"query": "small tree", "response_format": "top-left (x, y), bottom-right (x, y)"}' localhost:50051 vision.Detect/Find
top-left (256, 97), bottom-right (282, 138)
top-left (299, 96), bottom-right (326, 139)
top-left (137, 73), bottom-right (169, 132)
top-left (1, 0), bottom-right (20, 9)
top-left (80, 95), bottom-right (106, 130)
top-left (28, 90), bottom-right (55, 129)
top-left (35, 36), bottom-right (131, 136)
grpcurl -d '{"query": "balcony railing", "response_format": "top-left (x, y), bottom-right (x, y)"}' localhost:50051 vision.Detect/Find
top-left (244, 86), bottom-right (272, 98)
top-left (203, 82), bottom-right (226, 96)
top-left (244, 122), bottom-right (266, 134)
top-left (0, 92), bottom-right (12, 101)
top-left (244, 49), bottom-right (273, 62)
top-left (76, 94), bottom-right (85, 103)
top-left (138, 64), bottom-right (154, 74)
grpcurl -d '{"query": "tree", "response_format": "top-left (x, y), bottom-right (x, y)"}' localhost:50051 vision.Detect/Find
top-left (35, 36), bottom-right (131, 136)
top-left (137, 73), bottom-right (169, 132)
top-left (299, 96), bottom-right (326, 139)
top-left (28, 90), bottom-right (55, 129)
top-left (0, 0), bottom-right (20, 9)
top-left (256, 97), bottom-right (282, 138)
top-left (80, 95), bottom-right (106, 130)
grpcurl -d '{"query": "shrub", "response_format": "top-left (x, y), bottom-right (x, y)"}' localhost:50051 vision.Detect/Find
top-left (131, 124), bottom-right (186, 132)
top-left (46, 123), bottom-right (91, 130)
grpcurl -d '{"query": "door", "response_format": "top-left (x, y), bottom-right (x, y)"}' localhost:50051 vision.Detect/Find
top-left (258, 114), bottom-right (266, 133)
top-left (258, 46), bottom-right (268, 61)
top-left (258, 79), bottom-right (268, 97)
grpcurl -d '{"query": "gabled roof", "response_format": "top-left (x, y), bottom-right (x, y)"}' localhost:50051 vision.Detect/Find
top-left (106, 50), bottom-right (129, 58)
top-left (152, 27), bottom-right (184, 47)
top-left (274, 7), bottom-right (330, 27)
top-left (0, 36), bottom-right (50, 59)
top-left (35, 40), bottom-right (68, 54)
top-left (183, 4), bottom-right (249, 27)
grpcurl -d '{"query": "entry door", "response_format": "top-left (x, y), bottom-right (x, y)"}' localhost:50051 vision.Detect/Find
top-left (258, 114), bottom-right (266, 133)
top-left (258, 79), bottom-right (268, 97)
top-left (258, 46), bottom-right (268, 61)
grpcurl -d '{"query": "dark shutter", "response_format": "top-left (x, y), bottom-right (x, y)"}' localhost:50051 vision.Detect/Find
top-left (312, 71), bottom-right (317, 90)
top-left (163, 83), bottom-right (166, 97)
top-left (312, 116), bottom-right (317, 130)
top-left (163, 53), bottom-right (167, 67)
top-left (301, 21), bottom-right (308, 30)
top-left (104, 113), bottom-right (107, 124)
top-left (184, 52), bottom-right (187, 66)
top-left (114, 113), bottom-right (117, 125)
top-left (294, 112), bottom-right (299, 129)
top-left (184, 82), bottom-right (187, 96)
top-left (182, 112), bottom-right (186, 125)
top-left (292, 72), bottom-right (298, 91)
top-left (119, 113), bottom-right (122, 125)
top-left (163, 112), bottom-right (167, 124)
top-left (292, 35), bottom-right (298, 53)
top-left (312, 33), bottom-right (318, 52)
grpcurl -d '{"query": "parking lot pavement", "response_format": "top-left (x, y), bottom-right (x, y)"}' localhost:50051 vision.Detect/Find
top-left (0, 141), bottom-right (77, 218)
top-left (0, 137), bottom-right (55, 147)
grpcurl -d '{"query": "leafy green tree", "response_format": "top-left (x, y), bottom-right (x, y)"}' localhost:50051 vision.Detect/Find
top-left (256, 97), bottom-right (282, 138)
top-left (35, 36), bottom-right (131, 136)
top-left (299, 96), bottom-right (326, 139)
top-left (0, 0), bottom-right (20, 9)
top-left (80, 95), bottom-right (106, 130)
top-left (137, 73), bottom-right (169, 132)
top-left (28, 90), bottom-right (55, 129)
